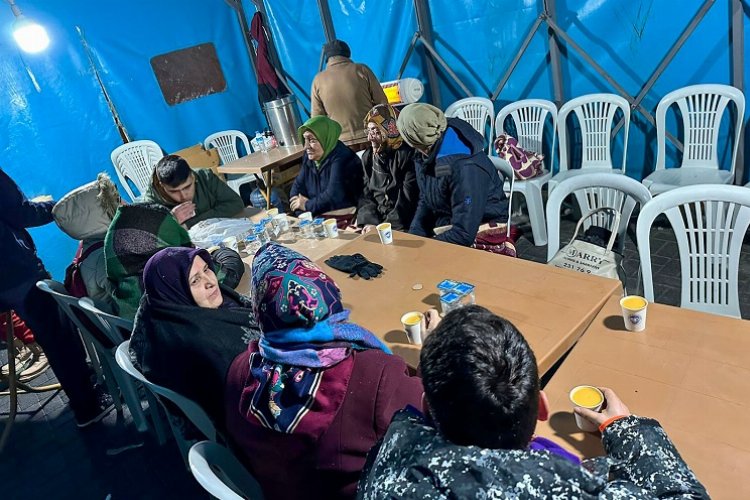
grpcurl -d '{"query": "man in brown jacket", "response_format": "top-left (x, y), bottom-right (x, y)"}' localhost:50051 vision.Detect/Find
top-left (311, 40), bottom-right (388, 150)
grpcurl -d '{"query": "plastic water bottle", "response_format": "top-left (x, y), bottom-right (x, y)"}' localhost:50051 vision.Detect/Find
top-left (254, 131), bottom-right (267, 153)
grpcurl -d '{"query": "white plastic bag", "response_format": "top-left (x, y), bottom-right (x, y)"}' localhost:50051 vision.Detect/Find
top-left (188, 218), bottom-right (255, 249)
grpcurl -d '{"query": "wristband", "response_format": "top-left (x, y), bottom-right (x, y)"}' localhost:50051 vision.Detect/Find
top-left (598, 415), bottom-right (628, 433)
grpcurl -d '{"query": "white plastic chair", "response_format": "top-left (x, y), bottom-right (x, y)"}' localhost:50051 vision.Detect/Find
top-left (546, 173), bottom-right (652, 262)
top-left (110, 140), bottom-right (163, 201)
top-left (492, 99), bottom-right (558, 245)
top-left (550, 93), bottom-right (630, 192)
top-left (204, 130), bottom-right (257, 196)
top-left (445, 97), bottom-right (495, 152)
top-left (189, 441), bottom-right (265, 500)
top-left (115, 340), bottom-right (218, 462)
top-left (642, 84), bottom-right (746, 195)
top-left (636, 185), bottom-right (750, 318)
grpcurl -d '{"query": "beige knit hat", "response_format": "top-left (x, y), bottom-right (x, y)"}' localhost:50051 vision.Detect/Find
top-left (396, 103), bottom-right (448, 149)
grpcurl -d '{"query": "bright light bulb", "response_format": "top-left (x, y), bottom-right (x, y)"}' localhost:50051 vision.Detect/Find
top-left (13, 19), bottom-right (50, 53)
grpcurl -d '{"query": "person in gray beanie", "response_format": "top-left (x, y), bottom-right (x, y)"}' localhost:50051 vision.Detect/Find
top-left (310, 39), bottom-right (388, 150)
top-left (397, 103), bottom-right (508, 247)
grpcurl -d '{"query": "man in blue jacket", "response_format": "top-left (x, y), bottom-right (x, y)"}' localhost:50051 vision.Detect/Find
top-left (0, 168), bottom-right (112, 427)
top-left (397, 103), bottom-right (508, 247)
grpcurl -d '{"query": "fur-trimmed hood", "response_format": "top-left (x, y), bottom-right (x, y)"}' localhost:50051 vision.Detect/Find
top-left (53, 173), bottom-right (120, 241)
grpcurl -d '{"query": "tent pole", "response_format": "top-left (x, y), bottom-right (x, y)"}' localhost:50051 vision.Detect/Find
top-left (492, 15), bottom-right (544, 100)
top-left (544, 0), bottom-right (565, 107)
top-left (227, 0), bottom-right (259, 82)
top-left (316, 0), bottom-right (336, 43)
top-left (419, 36), bottom-right (473, 98)
top-left (413, 0), bottom-right (442, 108)
top-left (731, 0), bottom-right (745, 184)
top-left (397, 32), bottom-right (420, 80)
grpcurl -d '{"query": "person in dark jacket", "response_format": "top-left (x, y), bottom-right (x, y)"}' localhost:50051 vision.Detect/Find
top-left (224, 243), bottom-right (423, 500)
top-left (0, 167), bottom-right (113, 427)
top-left (358, 305), bottom-right (708, 499)
top-left (289, 116), bottom-right (363, 216)
top-left (397, 103), bottom-right (508, 247)
top-left (130, 247), bottom-right (260, 427)
top-left (355, 104), bottom-right (418, 232)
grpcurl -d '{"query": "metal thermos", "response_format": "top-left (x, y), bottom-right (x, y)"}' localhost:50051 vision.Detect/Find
top-left (262, 95), bottom-right (302, 147)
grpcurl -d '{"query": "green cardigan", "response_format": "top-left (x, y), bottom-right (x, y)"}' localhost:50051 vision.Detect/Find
top-left (144, 168), bottom-right (245, 229)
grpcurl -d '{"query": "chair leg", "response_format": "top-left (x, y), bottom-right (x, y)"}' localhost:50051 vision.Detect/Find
top-left (99, 357), bottom-right (123, 414)
top-left (146, 391), bottom-right (169, 445)
top-left (110, 366), bottom-right (149, 432)
top-left (525, 183), bottom-right (548, 246)
top-left (0, 312), bottom-right (18, 452)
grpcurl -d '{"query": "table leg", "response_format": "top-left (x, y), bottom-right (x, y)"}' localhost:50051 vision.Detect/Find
top-left (265, 170), bottom-right (272, 210)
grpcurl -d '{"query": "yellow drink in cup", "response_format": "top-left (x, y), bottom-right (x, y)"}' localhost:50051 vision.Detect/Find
top-left (569, 385), bottom-right (604, 432)
top-left (400, 311), bottom-right (424, 345)
top-left (620, 295), bottom-right (648, 332)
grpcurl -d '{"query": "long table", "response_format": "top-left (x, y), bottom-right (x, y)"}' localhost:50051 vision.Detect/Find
top-left (218, 145), bottom-right (305, 208)
top-left (535, 294), bottom-right (750, 500)
top-left (315, 230), bottom-right (622, 370)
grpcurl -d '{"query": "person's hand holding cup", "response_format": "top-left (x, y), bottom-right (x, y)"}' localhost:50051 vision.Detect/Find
top-left (171, 201), bottom-right (196, 224)
top-left (422, 308), bottom-right (442, 338)
top-left (572, 387), bottom-right (630, 432)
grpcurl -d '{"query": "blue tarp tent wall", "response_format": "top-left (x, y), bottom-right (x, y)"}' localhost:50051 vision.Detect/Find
top-left (3, 0), bottom-right (748, 278)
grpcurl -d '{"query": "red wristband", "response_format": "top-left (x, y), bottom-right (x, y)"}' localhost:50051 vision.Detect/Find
top-left (598, 415), bottom-right (628, 433)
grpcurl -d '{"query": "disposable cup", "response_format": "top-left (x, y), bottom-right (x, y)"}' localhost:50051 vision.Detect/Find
top-left (569, 385), bottom-right (604, 432)
top-left (324, 218), bottom-right (339, 238)
top-left (298, 211), bottom-right (313, 223)
top-left (401, 311), bottom-right (424, 345)
top-left (377, 222), bottom-right (393, 245)
top-left (273, 213), bottom-right (289, 232)
top-left (221, 236), bottom-right (238, 252)
top-left (266, 207), bottom-right (279, 218)
top-left (620, 295), bottom-right (648, 332)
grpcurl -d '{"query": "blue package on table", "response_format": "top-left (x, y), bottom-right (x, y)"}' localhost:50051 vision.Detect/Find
top-left (454, 282), bottom-right (475, 295)
top-left (437, 279), bottom-right (459, 294)
top-left (440, 291), bottom-right (461, 314)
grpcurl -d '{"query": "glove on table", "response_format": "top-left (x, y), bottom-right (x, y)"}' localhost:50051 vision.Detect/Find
top-left (325, 253), bottom-right (384, 279)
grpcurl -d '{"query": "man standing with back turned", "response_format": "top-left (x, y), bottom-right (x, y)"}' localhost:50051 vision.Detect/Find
top-left (310, 39), bottom-right (388, 151)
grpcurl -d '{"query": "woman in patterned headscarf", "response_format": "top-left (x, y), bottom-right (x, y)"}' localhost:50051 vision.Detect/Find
top-left (224, 243), bottom-right (423, 500)
top-left (355, 104), bottom-right (419, 232)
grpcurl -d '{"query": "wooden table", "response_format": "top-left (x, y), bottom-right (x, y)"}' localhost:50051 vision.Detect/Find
top-left (314, 231), bottom-right (622, 370)
top-left (535, 294), bottom-right (750, 500)
top-left (217, 145), bottom-right (305, 208)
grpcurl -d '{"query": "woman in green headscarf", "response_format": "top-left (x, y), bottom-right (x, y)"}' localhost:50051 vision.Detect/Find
top-left (289, 116), bottom-right (364, 215)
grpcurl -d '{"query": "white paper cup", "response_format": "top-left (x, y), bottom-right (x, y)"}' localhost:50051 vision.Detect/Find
top-left (377, 222), bottom-right (393, 245)
top-left (298, 211), bottom-right (313, 223)
top-left (273, 213), bottom-right (289, 232)
top-left (620, 295), bottom-right (648, 332)
top-left (569, 385), bottom-right (604, 432)
top-left (266, 207), bottom-right (279, 218)
top-left (324, 218), bottom-right (339, 238)
top-left (401, 311), bottom-right (424, 345)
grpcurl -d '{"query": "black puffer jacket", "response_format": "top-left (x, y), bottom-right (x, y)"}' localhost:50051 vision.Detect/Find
top-left (408, 118), bottom-right (508, 246)
top-left (358, 411), bottom-right (708, 499)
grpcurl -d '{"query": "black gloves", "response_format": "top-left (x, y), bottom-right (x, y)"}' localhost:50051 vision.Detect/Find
top-left (325, 253), bottom-right (384, 279)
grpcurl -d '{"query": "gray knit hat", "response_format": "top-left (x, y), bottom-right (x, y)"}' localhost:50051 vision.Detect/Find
top-left (323, 39), bottom-right (351, 61)
top-left (396, 103), bottom-right (448, 149)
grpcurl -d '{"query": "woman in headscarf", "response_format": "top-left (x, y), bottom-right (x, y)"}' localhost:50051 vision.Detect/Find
top-left (355, 104), bottom-right (419, 232)
top-left (397, 103), bottom-right (509, 247)
top-left (130, 247), bottom-right (260, 426)
top-left (289, 116), bottom-right (363, 216)
top-left (224, 243), bottom-right (423, 500)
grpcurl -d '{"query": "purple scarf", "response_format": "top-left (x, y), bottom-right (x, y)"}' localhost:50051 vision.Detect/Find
top-left (144, 247), bottom-right (212, 306)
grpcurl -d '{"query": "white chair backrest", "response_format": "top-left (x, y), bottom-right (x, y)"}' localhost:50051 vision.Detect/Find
top-left (78, 298), bottom-right (133, 342)
top-left (557, 93), bottom-right (630, 172)
top-left (546, 173), bottom-right (652, 261)
top-left (110, 140), bottom-right (163, 201)
top-left (495, 99), bottom-right (558, 167)
top-left (36, 280), bottom-right (121, 348)
top-left (204, 130), bottom-right (252, 165)
top-left (445, 97), bottom-right (495, 150)
top-left (189, 441), bottom-right (265, 500)
top-left (115, 340), bottom-right (217, 441)
top-left (655, 84), bottom-right (745, 175)
top-left (636, 185), bottom-right (750, 318)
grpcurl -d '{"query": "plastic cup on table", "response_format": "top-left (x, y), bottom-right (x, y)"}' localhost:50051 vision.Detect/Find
top-left (400, 311), bottom-right (424, 345)
top-left (298, 211), bottom-right (313, 223)
top-left (377, 222), bottom-right (393, 245)
top-left (620, 295), bottom-right (648, 332)
top-left (266, 207), bottom-right (279, 218)
top-left (324, 218), bottom-right (339, 238)
top-left (273, 213), bottom-right (289, 233)
top-left (569, 385), bottom-right (604, 432)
